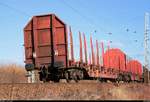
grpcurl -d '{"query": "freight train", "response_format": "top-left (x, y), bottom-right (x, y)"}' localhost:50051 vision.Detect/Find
top-left (24, 14), bottom-right (148, 83)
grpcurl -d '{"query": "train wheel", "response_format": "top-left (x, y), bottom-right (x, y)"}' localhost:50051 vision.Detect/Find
top-left (54, 78), bottom-right (60, 83)
top-left (42, 78), bottom-right (47, 83)
top-left (74, 76), bottom-right (78, 83)
top-left (72, 70), bottom-right (78, 83)
top-left (77, 70), bottom-right (84, 80)
top-left (98, 77), bottom-right (102, 82)
top-left (65, 71), bottom-right (71, 83)
top-left (39, 71), bottom-right (47, 83)
top-left (116, 74), bottom-right (122, 83)
top-left (127, 75), bottom-right (131, 83)
top-left (100, 78), bottom-right (107, 83)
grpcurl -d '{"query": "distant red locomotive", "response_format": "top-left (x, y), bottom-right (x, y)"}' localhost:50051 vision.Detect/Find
top-left (24, 14), bottom-right (143, 83)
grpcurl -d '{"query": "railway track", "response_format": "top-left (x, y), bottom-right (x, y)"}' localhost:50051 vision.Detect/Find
top-left (0, 82), bottom-right (149, 100)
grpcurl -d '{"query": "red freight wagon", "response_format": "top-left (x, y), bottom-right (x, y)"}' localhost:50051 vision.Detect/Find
top-left (126, 60), bottom-right (142, 81)
top-left (24, 14), bottom-right (68, 69)
top-left (103, 48), bottom-right (126, 72)
top-left (127, 60), bottom-right (137, 74)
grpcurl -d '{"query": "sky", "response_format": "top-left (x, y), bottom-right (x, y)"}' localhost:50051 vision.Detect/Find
top-left (0, 0), bottom-right (149, 67)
